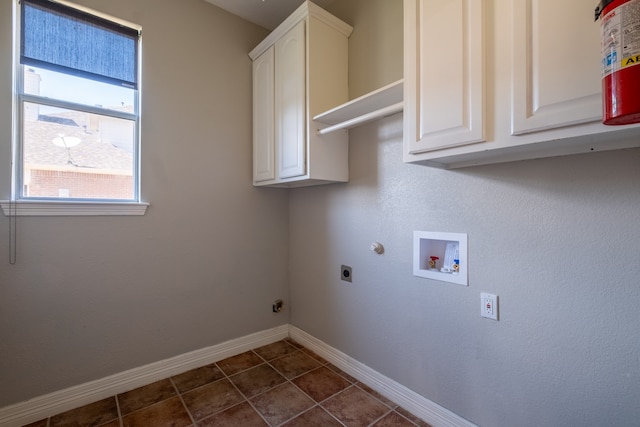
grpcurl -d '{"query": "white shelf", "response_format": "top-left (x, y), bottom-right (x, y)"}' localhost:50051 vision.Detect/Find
top-left (313, 79), bottom-right (403, 135)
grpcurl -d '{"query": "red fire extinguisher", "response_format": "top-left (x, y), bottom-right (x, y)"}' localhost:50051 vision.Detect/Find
top-left (595, 0), bottom-right (640, 125)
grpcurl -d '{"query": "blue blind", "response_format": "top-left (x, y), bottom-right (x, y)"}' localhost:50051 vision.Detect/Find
top-left (21, 0), bottom-right (139, 88)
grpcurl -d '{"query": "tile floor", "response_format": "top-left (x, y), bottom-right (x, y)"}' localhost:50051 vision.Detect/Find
top-left (23, 339), bottom-right (432, 427)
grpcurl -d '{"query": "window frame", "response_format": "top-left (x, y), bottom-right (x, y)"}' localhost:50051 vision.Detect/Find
top-left (2, 0), bottom-right (148, 216)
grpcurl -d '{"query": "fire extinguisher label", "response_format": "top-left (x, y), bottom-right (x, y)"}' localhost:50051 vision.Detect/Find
top-left (601, 0), bottom-right (640, 77)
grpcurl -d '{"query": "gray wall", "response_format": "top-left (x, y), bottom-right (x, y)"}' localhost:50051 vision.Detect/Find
top-left (288, 1), bottom-right (640, 426)
top-left (0, 0), bottom-right (290, 407)
top-left (2, 1), bottom-right (639, 426)
top-left (324, 0), bottom-right (402, 99)
top-left (290, 120), bottom-right (640, 427)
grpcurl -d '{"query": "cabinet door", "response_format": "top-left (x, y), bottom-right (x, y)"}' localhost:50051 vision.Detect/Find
top-left (404, 0), bottom-right (485, 155)
top-left (253, 46), bottom-right (275, 183)
top-left (511, 0), bottom-right (602, 135)
top-left (275, 20), bottom-right (306, 179)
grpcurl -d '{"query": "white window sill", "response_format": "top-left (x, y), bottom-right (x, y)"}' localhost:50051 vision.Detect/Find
top-left (0, 200), bottom-right (149, 216)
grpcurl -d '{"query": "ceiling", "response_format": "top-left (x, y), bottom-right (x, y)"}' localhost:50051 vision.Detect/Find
top-left (204, 0), bottom-right (337, 30)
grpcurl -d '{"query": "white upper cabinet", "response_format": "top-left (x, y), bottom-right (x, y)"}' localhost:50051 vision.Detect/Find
top-left (404, 0), bottom-right (640, 168)
top-left (250, 1), bottom-right (353, 187)
top-left (252, 46), bottom-right (275, 183)
top-left (404, 0), bottom-right (485, 155)
top-left (511, 0), bottom-right (602, 135)
top-left (275, 20), bottom-right (306, 179)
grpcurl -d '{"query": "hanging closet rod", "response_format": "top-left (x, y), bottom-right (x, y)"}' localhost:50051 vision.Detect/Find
top-left (316, 102), bottom-right (404, 136)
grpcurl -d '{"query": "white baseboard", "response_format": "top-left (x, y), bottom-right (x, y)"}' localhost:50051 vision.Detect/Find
top-left (289, 326), bottom-right (477, 427)
top-left (0, 325), bottom-right (289, 427)
top-left (1, 324), bottom-right (474, 427)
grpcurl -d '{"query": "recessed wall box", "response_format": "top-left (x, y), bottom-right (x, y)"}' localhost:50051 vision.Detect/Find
top-left (413, 231), bottom-right (468, 286)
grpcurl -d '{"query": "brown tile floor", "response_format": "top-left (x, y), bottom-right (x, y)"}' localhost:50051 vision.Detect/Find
top-left (23, 339), bottom-right (432, 427)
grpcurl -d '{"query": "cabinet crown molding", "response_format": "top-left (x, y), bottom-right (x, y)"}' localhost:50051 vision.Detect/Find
top-left (249, 0), bottom-right (353, 60)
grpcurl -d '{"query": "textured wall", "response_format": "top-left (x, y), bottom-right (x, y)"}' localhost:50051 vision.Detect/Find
top-left (289, 1), bottom-right (640, 426)
top-left (0, 0), bottom-right (289, 407)
top-left (3, 1), bottom-right (639, 425)
top-left (290, 114), bottom-right (640, 427)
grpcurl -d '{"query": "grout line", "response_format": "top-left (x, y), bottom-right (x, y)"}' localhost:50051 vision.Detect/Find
top-left (259, 343), bottom-right (366, 426)
top-left (229, 342), bottom-right (341, 426)
top-left (274, 372), bottom-right (321, 426)
top-left (114, 394), bottom-right (123, 427)
top-left (365, 406), bottom-right (395, 427)
top-left (396, 410), bottom-right (422, 427)
top-left (169, 377), bottom-right (196, 427)
top-left (272, 402), bottom-right (314, 427)
top-left (320, 405), bottom-right (348, 427)
top-left (281, 377), bottom-right (348, 427)
top-left (354, 382), bottom-right (397, 409)
top-left (216, 349), bottom-right (270, 377)
top-left (214, 353), bottom-right (274, 427)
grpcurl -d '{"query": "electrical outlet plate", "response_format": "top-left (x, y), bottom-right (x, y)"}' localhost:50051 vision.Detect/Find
top-left (341, 265), bottom-right (352, 282)
top-left (481, 293), bottom-right (498, 320)
top-left (272, 299), bottom-right (284, 313)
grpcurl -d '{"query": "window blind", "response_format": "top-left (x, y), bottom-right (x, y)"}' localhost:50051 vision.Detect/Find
top-left (21, 0), bottom-right (139, 88)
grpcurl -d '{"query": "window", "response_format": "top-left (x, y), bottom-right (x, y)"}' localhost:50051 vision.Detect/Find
top-left (8, 0), bottom-right (146, 214)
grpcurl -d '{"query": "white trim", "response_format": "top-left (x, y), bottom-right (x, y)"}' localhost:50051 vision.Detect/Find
top-left (249, 1), bottom-right (353, 60)
top-left (0, 325), bottom-right (289, 427)
top-left (289, 326), bottom-right (477, 427)
top-left (0, 201), bottom-right (149, 216)
top-left (0, 324), bottom-right (474, 427)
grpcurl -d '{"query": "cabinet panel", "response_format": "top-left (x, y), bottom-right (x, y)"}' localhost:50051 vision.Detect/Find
top-left (249, 1), bottom-right (350, 187)
top-left (403, 0), bottom-right (640, 168)
top-left (253, 47), bottom-right (275, 183)
top-left (275, 20), bottom-right (306, 179)
top-left (511, 0), bottom-right (602, 135)
top-left (405, 0), bottom-right (485, 155)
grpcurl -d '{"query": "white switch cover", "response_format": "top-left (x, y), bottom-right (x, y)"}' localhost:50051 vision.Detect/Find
top-left (481, 293), bottom-right (498, 320)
